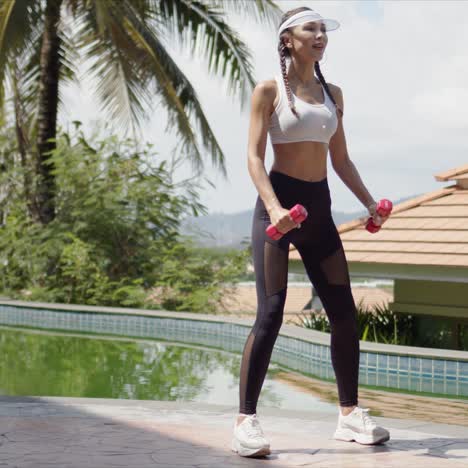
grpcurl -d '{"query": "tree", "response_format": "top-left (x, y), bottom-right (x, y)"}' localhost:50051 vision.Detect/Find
top-left (0, 123), bottom-right (249, 310)
top-left (0, 0), bottom-right (281, 224)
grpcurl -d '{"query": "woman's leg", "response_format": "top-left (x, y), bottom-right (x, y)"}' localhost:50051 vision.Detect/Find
top-left (238, 196), bottom-right (290, 419)
top-left (293, 219), bottom-right (360, 411)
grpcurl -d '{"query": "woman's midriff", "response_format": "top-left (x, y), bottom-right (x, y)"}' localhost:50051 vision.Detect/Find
top-left (270, 141), bottom-right (328, 182)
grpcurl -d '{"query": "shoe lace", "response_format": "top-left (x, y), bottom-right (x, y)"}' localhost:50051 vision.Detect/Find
top-left (244, 415), bottom-right (265, 438)
top-left (358, 407), bottom-right (377, 429)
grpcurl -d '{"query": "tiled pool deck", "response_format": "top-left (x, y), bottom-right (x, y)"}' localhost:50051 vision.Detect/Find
top-left (0, 396), bottom-right (467, 467)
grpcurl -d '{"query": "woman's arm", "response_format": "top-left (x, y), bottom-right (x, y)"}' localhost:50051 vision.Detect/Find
top-left (247, 81), bottom-right (282, 212)
top-left (247, 81), bottom-right (298, 233)
top-left (328, 85), bottom-right (387, 222)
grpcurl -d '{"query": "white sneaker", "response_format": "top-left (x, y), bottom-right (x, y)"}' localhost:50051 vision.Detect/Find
top-left (231, 413), bottom-right (271, 457)
top-left (332, 406), bottom-right (390, 445)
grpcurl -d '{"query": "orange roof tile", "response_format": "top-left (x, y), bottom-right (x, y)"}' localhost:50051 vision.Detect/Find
top-left (434, 163), bottom-right (468, 181)
top-left (289, 165), bottom-right (468, 268)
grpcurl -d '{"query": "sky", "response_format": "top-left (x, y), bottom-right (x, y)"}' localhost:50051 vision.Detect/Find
top-left (60, 0), bottom-right (468, 215)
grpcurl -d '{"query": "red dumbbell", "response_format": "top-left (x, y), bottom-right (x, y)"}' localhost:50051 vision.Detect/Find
top-left (366, 199), bottom-right (393, 233)
top-left (266, 204), bottom-right (308, 240)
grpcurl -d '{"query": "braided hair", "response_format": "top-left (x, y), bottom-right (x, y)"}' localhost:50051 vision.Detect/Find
top-left (277, 7), bottom-right (344, 119)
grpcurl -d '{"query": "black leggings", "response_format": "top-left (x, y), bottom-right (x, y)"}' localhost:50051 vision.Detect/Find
top-left (239, 170), bottom-right (360, 414)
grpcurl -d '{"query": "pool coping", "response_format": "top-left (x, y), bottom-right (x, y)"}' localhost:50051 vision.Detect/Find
top-left (1, 299), bottom-right (467, 361)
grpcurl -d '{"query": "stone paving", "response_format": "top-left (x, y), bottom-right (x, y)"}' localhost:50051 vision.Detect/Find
top-left (0, 396), bottom-right (467, 467)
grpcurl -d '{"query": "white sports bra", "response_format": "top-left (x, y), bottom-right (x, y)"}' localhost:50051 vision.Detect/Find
top-left (268, 74), bottom-right (339, 145)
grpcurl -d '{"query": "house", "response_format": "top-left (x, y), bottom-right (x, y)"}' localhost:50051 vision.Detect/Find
top-left (289, 164), bottom-right (468, 350)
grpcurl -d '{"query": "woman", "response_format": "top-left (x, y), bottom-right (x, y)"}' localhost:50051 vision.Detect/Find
top-left (231, 7), bottom-right (391, 458)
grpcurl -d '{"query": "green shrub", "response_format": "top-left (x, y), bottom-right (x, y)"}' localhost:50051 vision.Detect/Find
top-left (298, 298), bottom-right (415, 345)
top-left (0, 125), bottom-right (249, 311)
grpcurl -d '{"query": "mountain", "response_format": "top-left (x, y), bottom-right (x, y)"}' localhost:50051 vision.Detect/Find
top-left (181, 209), bottom-right (253, 248)
top-left (180, 194), bottom-right (417, 249)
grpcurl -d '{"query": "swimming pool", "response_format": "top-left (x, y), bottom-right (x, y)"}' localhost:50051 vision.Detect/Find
top-left (0, 325), bottom-right (339, 413)
top-left (0, 301), bottom-right (467, 399)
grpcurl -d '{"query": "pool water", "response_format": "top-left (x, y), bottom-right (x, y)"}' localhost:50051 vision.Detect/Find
top-left (0, 326), bottom-right (337, 413)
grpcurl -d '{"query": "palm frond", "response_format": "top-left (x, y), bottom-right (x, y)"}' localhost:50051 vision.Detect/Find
top-left (121, 2), bottom-right (227, 176)
top-left (0, 0), bottom-right (44, 121)
top-left (59, 12), bottom-right (81, 88)
top-left (207, 0), bottom-right (282, 29)
top-left (0, 0), bottom-right (42, 55)
top-left (8, 43), bottom-right (40, 130)
top-left (57, 13), bottom-right (82, 115)
top-left (72, 0), bottom-right (226, 175)
top-left (157, 0), bottom-right (257, 108)
top-left (3, 16), bottom-right (77, 133)
top-left (71, 1), bottom-right (156, 137)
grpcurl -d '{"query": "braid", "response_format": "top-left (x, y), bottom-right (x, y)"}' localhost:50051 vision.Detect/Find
top-left (277, 6), bottom-right (343, 120)
top-left (277, 6), bottom-right (311, 119)
top-left (315, 62), bottom-right (344, 119)
top-left (278, 42), bottom-right (299, 118)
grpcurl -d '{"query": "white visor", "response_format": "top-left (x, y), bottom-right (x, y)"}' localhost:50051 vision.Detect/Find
top-left (278, 10), bottom-right (340, 38)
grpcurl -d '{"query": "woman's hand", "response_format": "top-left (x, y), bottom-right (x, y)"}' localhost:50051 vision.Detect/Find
top-left (268, 206), bottom-right (301, 234)
top-left (367, 202), bottom-right (390, 226)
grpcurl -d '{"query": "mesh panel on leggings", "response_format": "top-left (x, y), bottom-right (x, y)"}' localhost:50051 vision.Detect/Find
top-left (239, 330), bottom-right (256, 415)
top-left (264, 241), bottom-right (288, 296)
top-left (301, 242), bottom-right (359, 406)
top-left (320, 246), bottom-right (349, 285)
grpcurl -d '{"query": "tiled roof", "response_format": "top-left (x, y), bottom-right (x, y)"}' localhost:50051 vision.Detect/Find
top-left (434, 163), bottom-right (468, 181)
top-left (290, 164), bottom-right (468, 268)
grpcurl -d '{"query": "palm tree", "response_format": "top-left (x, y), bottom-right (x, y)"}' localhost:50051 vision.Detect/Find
top-left (0, 0), bottom-right (281, 224)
